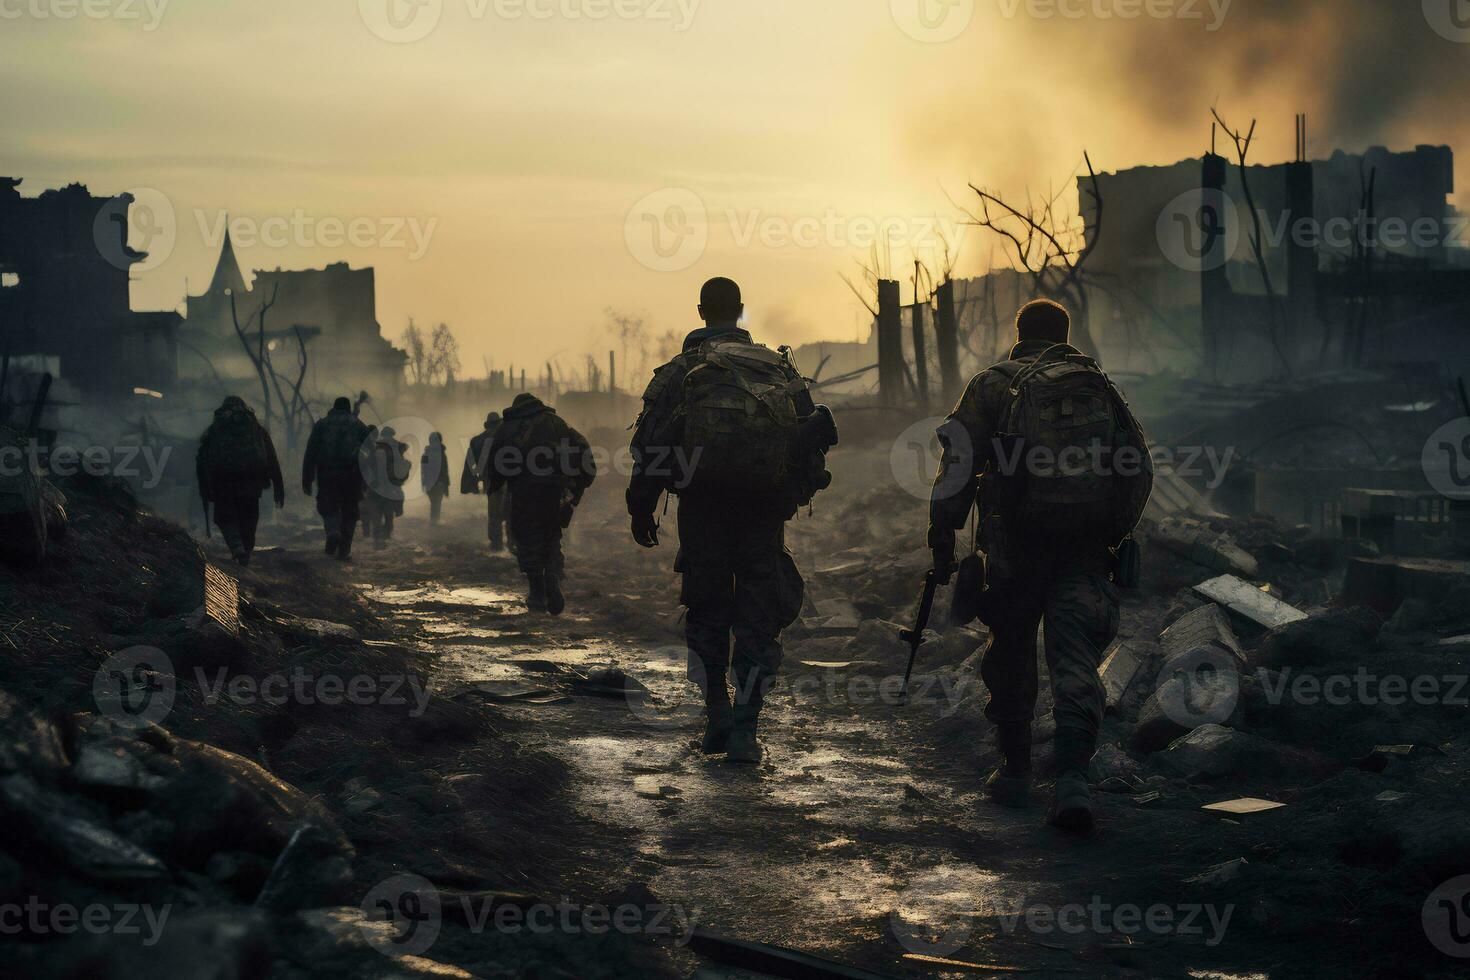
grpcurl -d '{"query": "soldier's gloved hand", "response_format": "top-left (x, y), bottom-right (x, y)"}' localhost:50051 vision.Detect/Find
top-left (631, 512), bottom-right (659, 549)
top-left (559, 502), bottom-right (575, 528)
top-left (932, 534), bottom-right (956, 587)
top-left (275, 491), bottom-right (286, 509)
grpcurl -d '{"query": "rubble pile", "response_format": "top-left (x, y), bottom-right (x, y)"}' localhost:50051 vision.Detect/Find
top-left (0, 476), bottom-right (682, 978)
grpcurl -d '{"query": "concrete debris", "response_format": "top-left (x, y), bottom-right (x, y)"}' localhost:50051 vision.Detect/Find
top-left (1158, 604), bottom-right (1245, 665)
top-left (1201, 797), bottom-right (1287, 818)
top-left (1186, 857), bottom-right (1249, 886)
top-left (1343, 556), bottom-right (1470, 614)
top-left (1193, 574), bottom-right (1308, 633)
top-left (1154, 517), bottom-right (1259, 578)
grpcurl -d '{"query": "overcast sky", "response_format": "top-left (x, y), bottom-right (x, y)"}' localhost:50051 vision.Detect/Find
top-left (4, 0), bottom-right (1466, 376)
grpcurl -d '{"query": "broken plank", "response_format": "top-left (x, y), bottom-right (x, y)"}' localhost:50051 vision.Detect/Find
top-left (1193, 575), bottom-right (1307, 632)
top-left (689, 929), bottom-right (896, 980)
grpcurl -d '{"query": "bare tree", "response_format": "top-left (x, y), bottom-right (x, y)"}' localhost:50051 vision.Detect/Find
top-left (401, 319), bottom-right (428, 385)
top-left (1211, 108), bottom-right (1293, 378)
top-left (962, 152), bottom-right (1104, 357)
top-left (427, 322), bottom-right (461, 385)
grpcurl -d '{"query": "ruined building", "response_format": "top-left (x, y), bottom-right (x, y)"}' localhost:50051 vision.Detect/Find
top-left (0, 178), bottom-right (180, 407)
top-left (178, 231), bottom-right (406, 404)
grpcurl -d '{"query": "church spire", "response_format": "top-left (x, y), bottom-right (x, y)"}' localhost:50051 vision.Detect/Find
top-left (207, 224), bottom-right (248, 297)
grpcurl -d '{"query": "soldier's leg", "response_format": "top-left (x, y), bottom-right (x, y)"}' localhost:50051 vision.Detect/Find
top-left (213, 496), bottom-right (247, 563)
top-left (239, 496), bottom-right (261, 561)
top-left (337, 474), bottom-right (362, 559)
top-left (727, 513), bottom-right (798, 762)
top-left (510, 484), bottom-right (556, 609)
top-left (543, 509), bottom-right (567, 616)
top-left (978, 582), bottom-right (1045, 807)
top-left (678, 498), bottom-right (736, 754)
top-left (486, 491), bottom-right (504, 549)
top-left (1040, 553), bottom-right (1120, 834)
top-left (316, 486), bottom-right (341, 555)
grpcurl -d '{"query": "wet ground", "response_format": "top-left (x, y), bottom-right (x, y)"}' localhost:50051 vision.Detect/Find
top-left (239, 486), bottom-right (1374, 979)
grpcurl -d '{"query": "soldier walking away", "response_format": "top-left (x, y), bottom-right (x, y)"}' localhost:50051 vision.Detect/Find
top-left (627, 277), bottom-right (838, 765)
top-left (929, 300), bottom-right (1152, 835)
top-left (484, 393), bottom-right (596, 615)
top-left (422, 432), bottom-right (451, 524)
top-left (364, 425), bottom-right (411, 548)
top-left (462, 412), bottom-right (510, 551)
top-left (196, 396), bottom-right (285, 566)
top-left (302, 396), bottom-right (371, 560)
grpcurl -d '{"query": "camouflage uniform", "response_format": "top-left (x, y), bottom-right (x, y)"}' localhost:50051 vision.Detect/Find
top-left (485, 394), bottom-right (595, 602)
top-left (929, 339), bottom-right (1122, 744)
top-left (628, 326), bottom-right (807, 726)
top-left (462, 414), bottom-right (510, 550)
top-left (196, 397), bottom-right (284, 565)
top-left (303, 403), bottom-right (371, 558)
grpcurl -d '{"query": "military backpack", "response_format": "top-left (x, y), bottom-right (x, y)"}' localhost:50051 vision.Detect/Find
top-left (679, 341), bottom-right (804, 496)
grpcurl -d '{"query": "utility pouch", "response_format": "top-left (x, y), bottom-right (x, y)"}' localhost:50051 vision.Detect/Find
top-left (1115, 535), bottom-right (1142, 590)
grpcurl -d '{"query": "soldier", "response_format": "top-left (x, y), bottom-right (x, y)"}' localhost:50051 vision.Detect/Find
top-left (302, 396), bottom-right (371, 560)
top-left (195, 396), bottom-right (284, 566)
top-left (929, 300), bottom-right (1150, 835)
top-left (627, 277), bottom-right (837, 765)
top-left (462, 412), bottom-right (510, 551)
top-left (422, 432), bottom-right (450, 525)
top-left (364, 424), bottom-right (410, 547)
top-left (484, 393), bottom-right (595, 615)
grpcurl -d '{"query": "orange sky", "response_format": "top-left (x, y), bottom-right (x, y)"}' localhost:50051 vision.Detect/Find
top-left (4, 0), bottom-right (1466, 380)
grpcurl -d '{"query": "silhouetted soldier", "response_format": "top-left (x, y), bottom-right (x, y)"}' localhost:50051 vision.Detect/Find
top-left (929, 300), bottom-right (1151, 834)
top-left (485, 393), bottom-right (595, 615)
top-left (422, 432), bottom-right (451, 524)
top-left (303, 396), bottom-right (371, 560)
top-left (363, 424), bottom-right (410, 548)
top-left (196, 396), bottom-right (284, 566)
top-left (628, 277), bottom-right (837, 764)
top-left (462, 411), bottom-right (510, 551)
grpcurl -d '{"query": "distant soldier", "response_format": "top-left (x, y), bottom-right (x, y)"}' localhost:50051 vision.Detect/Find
top-left (484, 393), bottom-right (595, 615)
top-left (627, 277), bottom-right (838, 764)
top-left (929, 300), bottom-right (1152, 835)
top-left (462, 412), bottom-right (510, 551)
top-left (422, 432), bottom-right (451, 524)
top-left (302, 396), bottom-right (371, 560)
top-left (363, 424), bottom-right (411, 548)
top-left (196, 396), bottom-right (284, 566)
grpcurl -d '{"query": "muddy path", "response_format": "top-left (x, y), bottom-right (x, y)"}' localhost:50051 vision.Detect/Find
top-left (265, 490), bottom-right (1347, 980)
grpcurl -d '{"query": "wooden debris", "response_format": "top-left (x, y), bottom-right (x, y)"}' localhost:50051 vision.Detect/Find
top-left (203, 563), bottom-right (240, 637)
top-left (1202, 797), bottom-right (1285, 817)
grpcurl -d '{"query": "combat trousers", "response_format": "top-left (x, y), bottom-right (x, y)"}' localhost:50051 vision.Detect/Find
top-left (316, 467), bottom-right (362, 551)
top-left (508, 482), bottom-right (563, 577)
top-left (487, 488), bottom-right (508, 549)
top-left (428, 489), bottom-right (446, 524)
top-left (978, 539), bottom-right (1120, 739)
top-left (212, 494), bottom-right (261, 559)
top-left (676, 493), bottom-right (803, 689)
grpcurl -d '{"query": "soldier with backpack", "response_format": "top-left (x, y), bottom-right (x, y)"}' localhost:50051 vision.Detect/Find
top-left (422, 432), bottom-right (451, 525)
top-left (196, 396), bottom-right (285, 566)
top-left (302, 396), bottom-right (372, 560)
top-left (929, 299), bottom-right (1152, 835)
top-left (363, 425), bottom-right (411, 547)
top-left (627, 277), bottom-right (838, 765)
top-left (484, 393), bottom-right (595, 615)
top-left (462, 411), bottom-right (510, 551)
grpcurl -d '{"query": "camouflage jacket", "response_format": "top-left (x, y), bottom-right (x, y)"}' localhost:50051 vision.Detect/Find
top-left (484, 396), bottom-right (595, 497)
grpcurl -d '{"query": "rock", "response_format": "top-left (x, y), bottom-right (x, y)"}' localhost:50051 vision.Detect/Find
top-left (68, 739), bottom-right (169, 803)
top-left (283, 617), bottom-right (361, 644)
top-left (1091, 742), bottom-right (1141, 782)
top-left (1343, 556), bottom-right (1470, 615)
top-left (1154, 518), bottom-right (1260, 578)
top-left (205, 850), bottom-right (275, 901)
top-left (153, 739), bottom-right (346, 864)
top-left (1154, 725), bottom-right (1333, 782)
top-left (1098, 641), bottom-right (1146, 712)
top-left (1252, 605), bottom-right (1383, 670)
top-left (916, 626), bottom-right (985, 670)
top-left (1193, 575), bottom-right (1308, 633)
top-left (0, 687), bottom-right (69, 778)
top-left (1159, 604), bottom-right (1244, 665)
top-left (1130, 664), bottom-right (1240, 754)
top-left (0, 772), bottom-right (167, 881)
top-left (1186, 857), bottom-right (1249, 886)
top-left (841, 619), bottom-right (908, 663)
top-left (254, 823), bottom-right (356, 914)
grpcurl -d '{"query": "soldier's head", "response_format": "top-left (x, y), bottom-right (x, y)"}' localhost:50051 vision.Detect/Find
top-left (219, 396), bottom-right (248, 413)
top-left (429, 431), bottom-right (443, 445)
top-left (333, 396), bottom-right (352, 413)
top-left (698, 277), bottom-right (744, 328)
top-left (485, 411), bottom-right (500, 428)
top-left (1015, 300), bottom-right (1070, 344)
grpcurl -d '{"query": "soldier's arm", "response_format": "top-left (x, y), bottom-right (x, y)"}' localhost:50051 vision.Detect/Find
top-left (264, 431), bottom-right (285, 503)
top-left (301, 424), bottom-right (319, 493)
top-left (569, 427), bottom-right (596, 499)
top-left (483, 427), bottom-right (509, 494)
top-left (927, 375), bottom-right (997, 547)
top-left (627, 362), bottom-right (684, 517)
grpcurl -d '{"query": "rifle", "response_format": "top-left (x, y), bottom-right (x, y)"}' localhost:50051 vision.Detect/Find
top-left (898, 569), bottom-right (938, 700)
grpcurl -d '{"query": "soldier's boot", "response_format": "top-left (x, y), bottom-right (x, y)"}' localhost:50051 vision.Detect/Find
top-left (543, 572), bottom-right (566, 616)
top-left (700, 671), bottom-right (733, 755)
top-left (1048, 726), bottom-right (1096, 836)
top-left (335, 524), bottom-right (356, 562)
top-left (984, 722), bottom-right (1033, 809)
top-left (725, 664), bottom-right (771, 765)
top-left (489, 531), bottom-right (504, 552)
top-left (526, 573), bottom-right (547, 612)
top-left (325, 535), bottom-right (339, 556)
